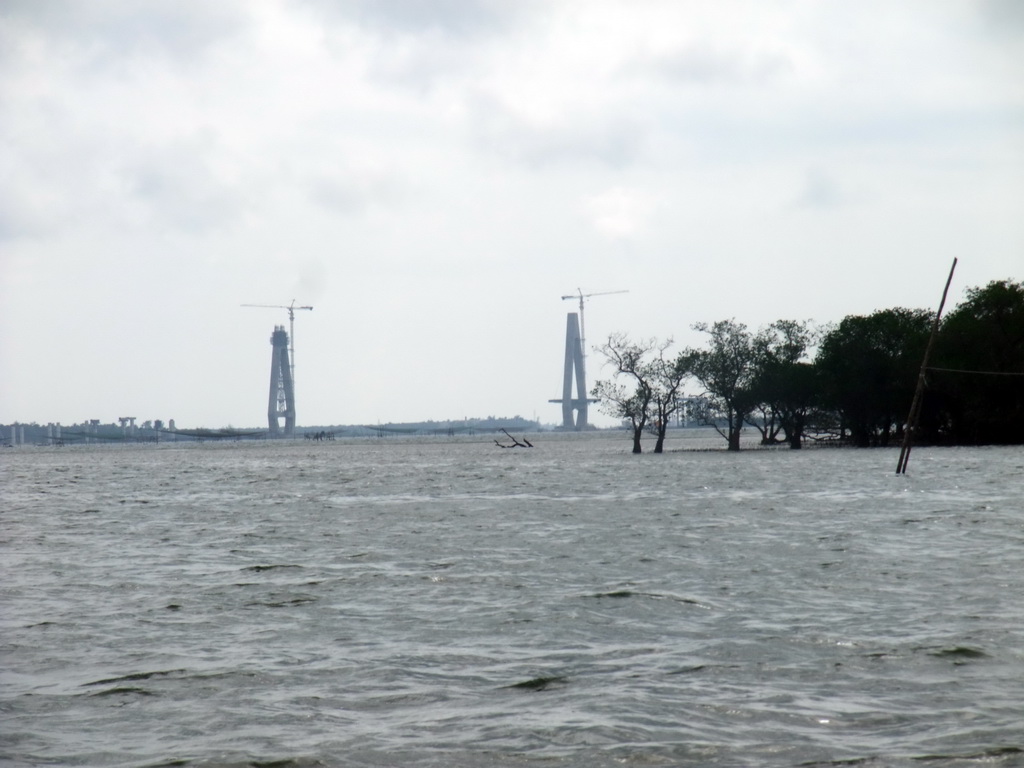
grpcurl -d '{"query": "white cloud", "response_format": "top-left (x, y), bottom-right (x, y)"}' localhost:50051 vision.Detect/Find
top-left (583, 187), bottom-right (656, 239)
top-left (792, 168), bottom-right (844, 209)
top-left (1, 0), bottom-right (1021, 428)
top-left (0, 0), bottom-right (251, 61)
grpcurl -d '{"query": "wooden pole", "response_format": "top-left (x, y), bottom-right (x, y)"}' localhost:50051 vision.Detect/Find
top-left (896, 258), bottom-right (958, 474)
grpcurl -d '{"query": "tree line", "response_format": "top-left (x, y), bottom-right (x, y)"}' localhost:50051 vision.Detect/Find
top-left (592, 279), bottom-right (1024, 453)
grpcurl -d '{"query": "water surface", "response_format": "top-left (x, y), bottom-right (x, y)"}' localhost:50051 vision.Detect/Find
top-left (3, 433), bottom-right (1022, 767)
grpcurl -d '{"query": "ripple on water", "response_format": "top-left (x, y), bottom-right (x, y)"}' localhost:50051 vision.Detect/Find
top-left (3, 438), bottom-right (1023, 767)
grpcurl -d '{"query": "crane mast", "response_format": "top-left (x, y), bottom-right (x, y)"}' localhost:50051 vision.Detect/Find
top-left (560, 289), bottom-right (628, 382)
top-left (241, 300), bottom-right (313, 385)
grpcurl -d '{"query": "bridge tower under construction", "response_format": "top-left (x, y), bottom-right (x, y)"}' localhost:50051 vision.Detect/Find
top-left (268, 326), bottom-right (295, 436)
top-left (549, 312), bottom-right (596, 430)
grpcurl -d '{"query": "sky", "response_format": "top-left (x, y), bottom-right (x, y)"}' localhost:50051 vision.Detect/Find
top-left (1, 0), bottom-right (1022, 429)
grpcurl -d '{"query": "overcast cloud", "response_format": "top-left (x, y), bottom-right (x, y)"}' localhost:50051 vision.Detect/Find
top-left (1, 0), bottom-right (1021, 428)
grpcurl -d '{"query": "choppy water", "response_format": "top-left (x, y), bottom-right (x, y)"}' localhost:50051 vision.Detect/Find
top-left (2, 432), bottom-right (1023, 768)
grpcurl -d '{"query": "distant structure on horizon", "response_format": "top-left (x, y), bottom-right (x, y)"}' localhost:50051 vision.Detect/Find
top-left (268, 326), bottom-right (296, 436)
top-left (243, 300), bottom-right (313, 438)
top-left (550, 289), bottom-right (627, 430)
top-left (549, 312), bottom-right (594, 430)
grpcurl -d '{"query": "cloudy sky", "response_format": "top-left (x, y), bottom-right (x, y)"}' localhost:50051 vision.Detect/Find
top-left (2, 0), bottom-right (1021, 429)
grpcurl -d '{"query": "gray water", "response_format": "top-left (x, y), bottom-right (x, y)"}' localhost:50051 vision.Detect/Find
top-left (2, 432), bottom-right (1023, 768)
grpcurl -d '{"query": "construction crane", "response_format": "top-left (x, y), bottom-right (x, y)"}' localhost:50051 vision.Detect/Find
top-left (241, 300), bottom-right (313, 386)
top-left (561, 289), bottom-right (628, 378)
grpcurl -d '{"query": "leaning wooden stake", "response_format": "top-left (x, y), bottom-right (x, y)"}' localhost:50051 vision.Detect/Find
top-left (896, 257), bottom-right (958, 474)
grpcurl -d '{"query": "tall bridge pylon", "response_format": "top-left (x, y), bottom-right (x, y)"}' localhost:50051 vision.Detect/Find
top-left (268, 326), bottom-right (295, 436)
top-left (548, 312), bottom-right (596, 429)
top-left (243, 300), bottom-right (312, 437)
top-left (549, 288), bottom-right (627, 430)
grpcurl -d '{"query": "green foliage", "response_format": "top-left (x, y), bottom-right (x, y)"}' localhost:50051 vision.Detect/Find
top-left (815, 308), bottom-right (932, 446)
top-left (747, 320), bottom-right (818, 447)
top-left (932, 279), bottom-right (1024, 444)
top-left (592, 334), bottom-right (686, 453)
top-left (592, 333), bottom-right (658, 453)
top-left (600, 280), bottom-right (1023, 452)
top-left (646, 343), bottom-right (688, 453)
top-left (679, 319), bottom-right (757, 451)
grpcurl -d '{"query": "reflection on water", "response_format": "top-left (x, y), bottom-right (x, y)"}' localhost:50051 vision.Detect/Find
top-left (3, 432), bottom-right (1023, 767)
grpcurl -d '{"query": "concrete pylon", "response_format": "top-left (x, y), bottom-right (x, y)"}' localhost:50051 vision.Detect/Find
top-left (268, 326), bottom-right (295, 436)
top-left (548, 312), bottom-right (596, 430)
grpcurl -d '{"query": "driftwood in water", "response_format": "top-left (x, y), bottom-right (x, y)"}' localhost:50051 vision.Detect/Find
top-left (495, 429), bottom-right (534, 448)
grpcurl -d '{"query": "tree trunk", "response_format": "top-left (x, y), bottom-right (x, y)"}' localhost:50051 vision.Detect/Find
top-left (632, 426), bottom-right (643, 453)
top-left (727, 407), bottom-right (742, 451)
top-left (787, 415), bottom-right (804, 449)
